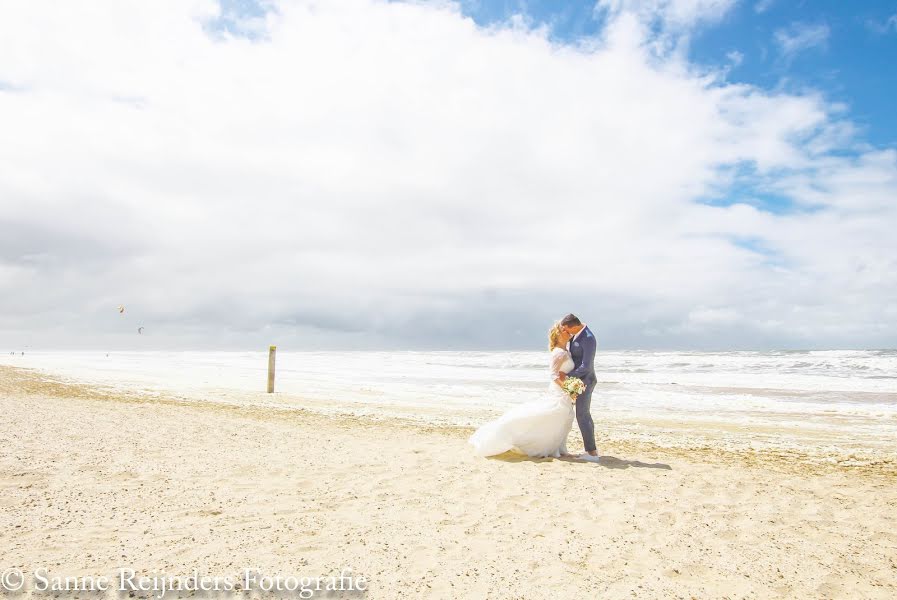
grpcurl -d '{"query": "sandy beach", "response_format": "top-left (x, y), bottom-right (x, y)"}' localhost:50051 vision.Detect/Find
top-left (1, 364), bottom-right (896, 598)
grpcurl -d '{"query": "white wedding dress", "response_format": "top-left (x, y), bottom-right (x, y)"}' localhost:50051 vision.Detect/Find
top-left (469, 347), bottom-right (575, 458)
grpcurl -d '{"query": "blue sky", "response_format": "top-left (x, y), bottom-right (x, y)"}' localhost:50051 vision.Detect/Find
top-left (458, 1), bottom-right (897, 148)
top-left (689, 1), bottom-right (897, 149)
top-left (445, 0), bottom-right (897, 223)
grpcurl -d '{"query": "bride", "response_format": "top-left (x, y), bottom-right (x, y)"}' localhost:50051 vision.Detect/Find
top-left (468, 323), bottom-right (577, 458)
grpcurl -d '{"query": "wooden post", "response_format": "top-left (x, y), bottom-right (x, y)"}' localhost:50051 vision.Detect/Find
top-left (267, 345), bottom-right (276, 393)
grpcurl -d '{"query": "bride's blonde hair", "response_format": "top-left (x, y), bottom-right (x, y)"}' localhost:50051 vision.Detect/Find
top-left (548, 322), bottom-right (563, 350)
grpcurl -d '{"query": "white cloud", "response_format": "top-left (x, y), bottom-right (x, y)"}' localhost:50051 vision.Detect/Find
top-left (754, 0), bottom-right (774, 14)
top-left (0, 0), bottom-right (895, 350)
top-left (597, 0), bottom-right (736, 29)
top-left (596, 0), bottom-right (737, 58)
top-left (774, 22), bottom-right (830, 60)
top-left (867, 13), bottom-right (897, 35)
top-left (725, 49), bottom-right (743, 67)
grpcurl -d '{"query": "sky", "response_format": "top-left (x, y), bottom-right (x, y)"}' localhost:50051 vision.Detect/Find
top-left (1, 0), bottom-right (896, 351)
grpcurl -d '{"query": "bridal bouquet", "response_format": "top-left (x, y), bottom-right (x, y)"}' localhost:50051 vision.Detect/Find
top-left (561, 377), bottom-right (586, 402)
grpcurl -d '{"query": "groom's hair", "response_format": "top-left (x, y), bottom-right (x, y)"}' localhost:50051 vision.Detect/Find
top-left (560, 314), bottom-right (582, 327)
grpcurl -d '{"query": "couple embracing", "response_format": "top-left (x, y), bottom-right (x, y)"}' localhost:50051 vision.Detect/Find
top-left (469, 314), bottom-right (600, 462)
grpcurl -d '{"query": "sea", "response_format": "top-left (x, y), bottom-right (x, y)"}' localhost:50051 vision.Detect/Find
top-left (3, 349), bottom-right (895, 467)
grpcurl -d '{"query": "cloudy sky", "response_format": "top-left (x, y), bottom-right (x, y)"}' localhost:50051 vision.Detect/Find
top-left (1, 0), bottom-right (896, 351)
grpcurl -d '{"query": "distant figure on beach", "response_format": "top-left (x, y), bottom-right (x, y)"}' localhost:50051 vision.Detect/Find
top-left (468, 313), bottom-right (599, 462)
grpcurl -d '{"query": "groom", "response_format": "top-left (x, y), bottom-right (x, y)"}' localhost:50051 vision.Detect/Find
top-left (556, 313), bottom-right (599, 461)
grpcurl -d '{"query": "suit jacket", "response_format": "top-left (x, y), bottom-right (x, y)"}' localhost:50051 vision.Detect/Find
top-left (567, 326), bottom-right (597, 384)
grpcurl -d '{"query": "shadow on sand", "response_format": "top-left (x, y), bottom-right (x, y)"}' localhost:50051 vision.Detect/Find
top-left (594, 455), bottom-right (672, 470)
top-left (490, 452), bottom-right (671, 470)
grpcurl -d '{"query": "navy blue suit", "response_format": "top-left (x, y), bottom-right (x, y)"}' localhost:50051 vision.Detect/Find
top-left (567, 326), bottom-right (597, 452)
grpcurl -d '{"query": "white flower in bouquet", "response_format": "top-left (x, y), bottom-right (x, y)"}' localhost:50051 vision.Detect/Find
top-left (561, 376), bottom-right (585, 402)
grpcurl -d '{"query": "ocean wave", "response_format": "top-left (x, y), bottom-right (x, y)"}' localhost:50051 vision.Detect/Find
top-left (3, 349), bottom-right (895, 459)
